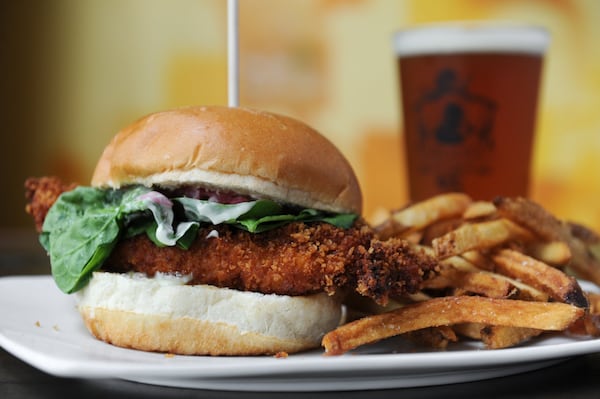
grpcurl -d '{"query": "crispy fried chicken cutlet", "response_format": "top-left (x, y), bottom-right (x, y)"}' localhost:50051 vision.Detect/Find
top-left (26, 176), bottom-right (437, 304)
top-left (24, 106), bottom-right (438, 356)
top-left (108, 224), bottom-right (434, 303)
top-left (25, 176), bottom-right (76, 232)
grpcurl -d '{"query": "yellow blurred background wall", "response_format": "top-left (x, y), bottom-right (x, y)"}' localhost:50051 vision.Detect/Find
top-left (2, 0), bottom-right (599, 232)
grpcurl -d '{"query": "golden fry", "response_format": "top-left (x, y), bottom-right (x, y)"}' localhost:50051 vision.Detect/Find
top-left (445, 253), bottom-right (550, 301)
top-left (493, 196), bottom-right (600, 285)
top-left (442, 254), bottom-right (482, 272)
top-left (405, 326), bottom-right (457, 349)
top-left (424, 265), bottom-right (517, 299)
top-left (454, 251), bottom-right (549, 301)
top-left (491, 249), bottom-right (588, 308)
top-left (571, 292), bottom-right (600, 336)
top-left (566, 238), bottom-right (600, 286)
top-left (525, 240), bottom-right (572, 267)
top-left (455, 254), bottom-right (547, 302)
top-left (493, 196), bottom-right (565, 241)
top-left (463, 201), bottom-right (497, 220)
top-left (568, 221), bottom-right (600, 245)
top-left (322, 296), bottom-right (584, 355)
top-left (480, 326), bottom-right (543, 349)
top-left (453, 323), bottom-right (484, 340)
top-left (460, 251), bottom-right (496, 270)
top-left (420, 218), bottom-right (464, 245)
top-left (588, 292), bottom-right (600, 313)
top-left (375, 193), bottom-right (471, 239)
top-left (498, 277), bottom-right (550, 302)
top-left (347, 194), bottom-right (600, 354)
top-left (432, 218), bottom-right (533, 259)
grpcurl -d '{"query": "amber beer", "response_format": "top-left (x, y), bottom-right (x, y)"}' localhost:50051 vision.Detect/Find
top-left (394, 25), bottom-right (549, 201)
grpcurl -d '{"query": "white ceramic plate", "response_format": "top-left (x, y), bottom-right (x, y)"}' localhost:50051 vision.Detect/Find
top-left (1, 275), bottom-right (600, 392)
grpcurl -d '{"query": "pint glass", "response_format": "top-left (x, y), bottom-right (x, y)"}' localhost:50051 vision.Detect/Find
top-left (393, 24), bottom-right (549, 201)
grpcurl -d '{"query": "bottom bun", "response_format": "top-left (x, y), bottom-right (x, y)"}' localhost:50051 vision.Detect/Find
top-left (75, 272), bottom-right (342, 355)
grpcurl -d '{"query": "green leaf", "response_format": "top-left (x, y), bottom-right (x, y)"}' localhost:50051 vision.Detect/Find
top-left (122, 214), bottom-right (152, 238)
top-left (48, 208), bottom-right (120, 293)
top-left (176, 223), bottom-right (199, 250)
top-left (321, 213), bottom-right (358, 229)
top-left (41, 186), bottom-right (152, 294)
top-left (238, 200), bottom-right (283, 220)
top-left (233, 203), bottom-right (358, 232)
top-left (39, 232), bottom-right (50, 253)
top-left (236, 214), bottom-right (293, 233)
top-left (142, 221), bottom-right (165, 247)
top-left (42, 187), bottom-right (108, 235)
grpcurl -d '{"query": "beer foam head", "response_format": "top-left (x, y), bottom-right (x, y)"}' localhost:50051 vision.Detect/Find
top-left (393, 23), bottom-right (550, 57)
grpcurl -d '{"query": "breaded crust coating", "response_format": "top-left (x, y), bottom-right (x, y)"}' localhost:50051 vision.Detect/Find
top-left (107, 223), bottom-right (366, 296)
top-left (105, 222), bottom-right (437, 304)
top-left (25, 177), bottom-right (77, 232)
top-left (352, 238), bottom-right (438, 302)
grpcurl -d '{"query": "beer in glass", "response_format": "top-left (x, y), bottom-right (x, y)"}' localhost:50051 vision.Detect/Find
top-left (393, 24), bottom-right (549, 201)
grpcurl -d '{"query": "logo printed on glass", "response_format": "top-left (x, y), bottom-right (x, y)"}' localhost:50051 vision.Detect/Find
top-left (414, 68), bottom-right (497, 191)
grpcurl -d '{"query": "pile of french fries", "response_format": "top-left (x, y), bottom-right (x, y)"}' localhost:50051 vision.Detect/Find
top-left (322, 193), bottom-right (600, 355)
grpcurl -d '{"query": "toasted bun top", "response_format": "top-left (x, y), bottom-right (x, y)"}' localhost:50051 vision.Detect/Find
top-left (91, 106), bottom-right (362, 214)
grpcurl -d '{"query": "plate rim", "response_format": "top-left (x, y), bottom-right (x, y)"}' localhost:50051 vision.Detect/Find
top-left (2, 275), bottom-right (600, 390)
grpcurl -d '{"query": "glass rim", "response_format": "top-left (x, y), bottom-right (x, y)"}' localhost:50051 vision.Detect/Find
top-left (392, 22), bottom-right (550, 56)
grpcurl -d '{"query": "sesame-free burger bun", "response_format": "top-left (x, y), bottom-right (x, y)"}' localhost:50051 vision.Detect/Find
top-left (91, 105), bottom-right (362, 214)
top-left (76, 272), bottom-right (343, 355)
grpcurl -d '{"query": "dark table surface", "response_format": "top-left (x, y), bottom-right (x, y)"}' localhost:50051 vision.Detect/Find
top-left (2, 229), bottom-right (600, 398)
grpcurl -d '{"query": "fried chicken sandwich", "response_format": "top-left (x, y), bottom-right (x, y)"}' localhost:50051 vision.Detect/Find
top-left (25, 105), bottom-right (437, 355)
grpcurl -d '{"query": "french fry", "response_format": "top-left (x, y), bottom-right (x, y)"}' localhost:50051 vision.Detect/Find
top-left (491, 249), bottom-right (588, 308)
top-left (586, 293), bottom-right (600, 336)
top-left (480, 326), bottom-right (543, 349)
top-left (588, 292), bottom-right (600, 313)
top-left (420, 217), bottom-right (464, 245)
top-left (322, 296), bottom-right (584, 355)
top-left (442, 254), bottom-right (483, 272)
top-left (463, 201), bottom-right (497, 220)
top-left (568, 292), bottom-right (600, 336)
top-left (453, 323), bottom-right (484, 340)
top-left (335, 193), bottom-right (600, 355)
top-left (590, 244), bottom-right (600, 263)
top-left (432, 218), bottom-right (533, 259)
top-left (567, 239), bottom-right (600, 285)
top-left (457, 253), bottom-right (547, 299)
top-left (424, 264), bottom-right (517, 299)
top-left (493, 196), bottom-right (566, 241)
top-left (493, 196), bottom-right (600, 285)
top-left (454, 323), bottom-right (545, 348)
top-left (460, 250), bottom-right (496, 270)
top-left (445, 253), bottom-right (551, 301)
top-left (405, 326), bottom-right (457, 349)
top-left (375, 193), bottom-right (472, 239)
top-left (525, 240), bottom-right (572, 267)
top-left (496, 277), bottom-right (550, 302)
top-left (568, 221), bottom-right (600, 245)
